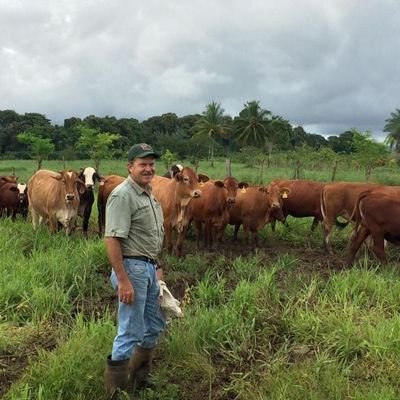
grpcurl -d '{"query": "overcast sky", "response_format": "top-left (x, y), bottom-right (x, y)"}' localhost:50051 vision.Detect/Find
top-left (1, 0), bottom-right (400, 140)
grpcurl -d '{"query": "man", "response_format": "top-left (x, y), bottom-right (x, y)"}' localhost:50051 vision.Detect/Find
top-left (104, 143), bottom-right (165, 397)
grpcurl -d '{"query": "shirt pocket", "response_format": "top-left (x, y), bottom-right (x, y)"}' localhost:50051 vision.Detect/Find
top-left (132, 204), bottom-right (152, 226)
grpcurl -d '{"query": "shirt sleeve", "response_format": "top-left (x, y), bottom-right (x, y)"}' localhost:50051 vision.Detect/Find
top-left (104, 191), bottom-right (132, 238)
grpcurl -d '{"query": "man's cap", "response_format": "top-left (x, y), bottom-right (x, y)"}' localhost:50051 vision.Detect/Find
top-left (127, 143), bottom-right (160, 161)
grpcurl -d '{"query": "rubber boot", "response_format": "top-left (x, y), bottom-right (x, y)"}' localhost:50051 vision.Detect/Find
top-left (104, 355), bottom-right (129, 399)
top-left (129, 346), bottom-right (155, 390)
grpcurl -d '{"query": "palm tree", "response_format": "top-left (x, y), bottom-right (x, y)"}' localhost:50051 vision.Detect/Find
top-left (234, 100), bottom-right (271, 147)
top-left (194, 101), bottom-right (228, 167)
top-left (384, 108), bottom-right (400, 152)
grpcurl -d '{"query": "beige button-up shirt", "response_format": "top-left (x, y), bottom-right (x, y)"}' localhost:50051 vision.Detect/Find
top-left (105, 176), bottom-right (164, 259)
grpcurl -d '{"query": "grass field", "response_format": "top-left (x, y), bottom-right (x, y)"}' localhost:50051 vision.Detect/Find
top-left (1, 158), bottom-right (400, 399)
top-left (2, 156), bottom-right (400, 185)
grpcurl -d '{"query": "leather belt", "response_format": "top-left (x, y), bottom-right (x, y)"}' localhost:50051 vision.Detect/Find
top-left (123, 255), bottom-right (156, 264)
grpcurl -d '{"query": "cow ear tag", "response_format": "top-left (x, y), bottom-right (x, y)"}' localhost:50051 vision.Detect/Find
top-left (99, 181), bottom-right (105, 186)
top-left (282, 191), bottom-right (288, 199)
top-left (199, 181), bottom-right (204, 187)
top-left (241, 187), bottom-right (247, 193)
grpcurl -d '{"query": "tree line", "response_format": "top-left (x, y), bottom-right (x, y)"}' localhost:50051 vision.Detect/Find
top-left (1, 102), bottom-right (399, 170)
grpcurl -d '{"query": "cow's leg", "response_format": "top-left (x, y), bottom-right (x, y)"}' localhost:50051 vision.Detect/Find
top-left (322, 218), bottom-right (334, 254)
top-left (210, 224), bottom-right (217, 251)
top-left (348, 222), bottom-right (359, 241)
top-left (97, 204), bottom-right (106, 237)
top-left (204, 221), bottom-right (213, 251)
top-left (207, 221), bottom-right (216, 251)
top-left (203, 222), bottom-right (209, 249)
top-left (30, 208), bottom-right (39, 230)
top-left (82, 203), bottom-right (92, 238)
top-left (242, 225), bottom-right (250, 246)
top-left (97, 206), bottom-right (102, 236)
top-left (270, 218), bottom-right (276, 232)
top-left (194, 221), bottom-right (202, 249)
top-left (217, 223), bottom-right (227, 243)
top-left (252, 229), bottom-right (259, 249)
top-left (370, 233), bottom-right (387, 263)
top-left (66, 217), bottom-right (77, 236)
top-left (346, 225), bottom-right (370, 265)
top-left (49, 217), bottom-right (58, 234)
top-left (310, 217), bottom-right (319, 232)
top-left (164, 225), bottom-right (174, 254)
top-left (175, 225), bottom-right (189, 257)
top-left (271, 218), bottom-right (289, 232)
top-left (233, 224), bottom-right (241, 241)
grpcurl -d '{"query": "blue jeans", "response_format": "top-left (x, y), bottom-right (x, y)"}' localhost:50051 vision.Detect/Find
top-left (110, 259), bottom-right (166, 361)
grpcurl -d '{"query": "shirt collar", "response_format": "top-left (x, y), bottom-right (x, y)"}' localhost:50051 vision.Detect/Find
top-left (127, 175), bottom-right (152, 195)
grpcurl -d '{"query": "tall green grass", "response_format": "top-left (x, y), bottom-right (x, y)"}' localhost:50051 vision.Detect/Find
top-left (0, 219), bottom-right (111, 324)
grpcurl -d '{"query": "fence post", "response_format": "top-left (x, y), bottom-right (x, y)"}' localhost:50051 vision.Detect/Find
top-left (225, 158), bottom-right (232, 177)
top-left (331, 160), bottom-right (338, 182)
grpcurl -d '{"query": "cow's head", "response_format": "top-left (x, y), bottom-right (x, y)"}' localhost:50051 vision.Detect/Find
top-left (260, 184), bottom-right (291, 221)
top-left (17, 183), bottom-right (27, 203)
top-left (53, 170), bottom-right (81, 202)
top-left (214, 176), bottom-right (241, 205)
top-left (174, 167), bottom-right (209, 199)
top-left (78, 167), bottom-right (103, 189)
top-left (0, 175), bottom-right (18, 187)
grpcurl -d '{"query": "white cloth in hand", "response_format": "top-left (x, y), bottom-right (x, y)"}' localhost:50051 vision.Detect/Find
top-left (159, 280), bottom-right (183, 319)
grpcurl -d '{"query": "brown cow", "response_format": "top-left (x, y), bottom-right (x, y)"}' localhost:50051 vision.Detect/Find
top-left (0, 176), bottom-right (18, 217)
top-left (320, 182), bottom-right (383, 253)
top-left (151, 167), bottom-right (209, 256)
top-left (0, 182), bottom-right (19, 219)
top-left (347, 191), bottom-right (400, 264)
top-left (188, 176), bottom-right (241, 250)
top-left (97, 175), bottom-right (125, 236)
top-left (228, 183), bottom-right (289, 247)
top-left (270, 179), bottom-right (326, 231)
top-left (28, 169), bottom-right (84, 235)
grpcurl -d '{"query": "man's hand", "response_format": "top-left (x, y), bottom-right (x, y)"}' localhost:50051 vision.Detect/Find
top-left (156, 259), bottom-right (165, 280)
top-left (118, 278), bottom-right (134, 304)
top-left (156, 267), bottom-right (164, 281)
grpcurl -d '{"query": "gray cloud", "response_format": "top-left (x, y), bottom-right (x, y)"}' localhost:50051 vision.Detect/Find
top-left (1, 0), bottom-right (399, 140)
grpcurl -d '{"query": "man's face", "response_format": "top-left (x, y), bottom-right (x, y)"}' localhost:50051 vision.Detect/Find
top-left (128, 156), bottom-right (156, 188)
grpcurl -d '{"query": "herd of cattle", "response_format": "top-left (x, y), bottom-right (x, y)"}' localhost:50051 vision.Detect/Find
top-left (1, 165), bottom-right (399, 265)
top-left (0, 167), bottom-right (101, 236)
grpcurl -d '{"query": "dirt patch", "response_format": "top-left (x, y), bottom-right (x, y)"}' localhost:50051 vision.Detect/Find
top-left (0, 333), bottom-right (57, 398)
